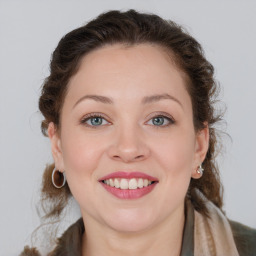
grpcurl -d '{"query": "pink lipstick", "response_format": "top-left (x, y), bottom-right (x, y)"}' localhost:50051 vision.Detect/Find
top-left (99, 171), bottom-right (158, 199)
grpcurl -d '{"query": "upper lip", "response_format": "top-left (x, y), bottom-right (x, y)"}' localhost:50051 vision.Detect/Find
top-left (99, 171), bottom-right (158, 181)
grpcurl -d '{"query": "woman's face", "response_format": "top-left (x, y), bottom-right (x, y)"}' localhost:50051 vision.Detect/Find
top-left (49, 44), bottom-right (208, 232)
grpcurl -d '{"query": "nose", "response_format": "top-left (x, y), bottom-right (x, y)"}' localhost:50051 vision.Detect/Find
top-left (107, 125), bottom-right (150, 163)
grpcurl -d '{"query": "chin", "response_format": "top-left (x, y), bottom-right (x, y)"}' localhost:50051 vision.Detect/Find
top-left (103, 208), bottom-right (156, 233)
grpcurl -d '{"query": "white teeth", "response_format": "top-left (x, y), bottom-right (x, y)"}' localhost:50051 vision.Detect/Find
top-left (109, 179), bottom-right (114, 187)
top-left (129, 178), bottom-right (137, 189)
top-left (103, 178), bottom-right (154, 190)
top-left (120, 179), bottom-right (129, 189)
top-left (143, 179), bottom-right (149, 187)
top-left (138, 178), bottom-right (144, 188)
top-left (114, 178), bottom-right (120, 188)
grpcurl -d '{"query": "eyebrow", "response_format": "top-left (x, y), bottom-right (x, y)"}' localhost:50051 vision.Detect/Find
top-left (73, 93), bottom-right (183, 109)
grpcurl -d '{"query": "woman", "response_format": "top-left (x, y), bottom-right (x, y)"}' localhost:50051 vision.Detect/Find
top-left (21, 9), bottom-right (256, 256)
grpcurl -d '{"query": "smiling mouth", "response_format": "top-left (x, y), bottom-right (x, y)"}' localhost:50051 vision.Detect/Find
top-left (101, 178), bottom-right (157, 190)
top-left (99, 171), bottom-right (158, 199)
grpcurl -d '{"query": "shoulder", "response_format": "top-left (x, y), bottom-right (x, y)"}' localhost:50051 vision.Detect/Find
top-left (49, 218), bottom-right (84, 256)
top-left (20, 218), bottom-right (84, 256)
top-left (229, 219), bottom-right (256, 256)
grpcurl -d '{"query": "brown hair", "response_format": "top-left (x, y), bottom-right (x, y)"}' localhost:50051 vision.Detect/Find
top-left (39, 9), bottom-right (223, 219)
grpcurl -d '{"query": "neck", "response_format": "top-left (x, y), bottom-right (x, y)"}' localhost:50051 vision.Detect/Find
top-left (81, 205), bottom-right (185, 256)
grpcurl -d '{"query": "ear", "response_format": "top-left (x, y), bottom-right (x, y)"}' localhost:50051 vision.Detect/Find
top-left (48, 122), bottom-right (65, 172)
top-left (191, 123), bottom-right (209, 179)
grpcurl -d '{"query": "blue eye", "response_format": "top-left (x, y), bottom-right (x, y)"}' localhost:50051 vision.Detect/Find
top-left (148, 115), bottom-right (174, 127)
top-left (152, 117), bottom-right (165, 126)
top-left (80, 113), bottom-right (175, 129)
top-left (89, 117), bottom-right (103, 126)
top-left (81, 114), bottom-right (109, 127)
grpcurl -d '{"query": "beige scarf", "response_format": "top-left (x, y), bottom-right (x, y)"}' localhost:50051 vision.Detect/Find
top-left (194, 191), bottom-right (239, 256)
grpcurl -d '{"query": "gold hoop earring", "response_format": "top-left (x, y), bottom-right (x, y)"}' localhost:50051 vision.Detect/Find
top-left (52, 168), bottom-right (66, 188)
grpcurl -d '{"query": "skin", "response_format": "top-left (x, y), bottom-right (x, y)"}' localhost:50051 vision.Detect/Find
top-left (48, 44), bottom-right (209, 256)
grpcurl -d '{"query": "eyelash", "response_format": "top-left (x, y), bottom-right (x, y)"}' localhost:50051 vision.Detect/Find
top-left (80, 113), bottom-right (109, 129)
top-left (80, 112), bottom-right (175, 129)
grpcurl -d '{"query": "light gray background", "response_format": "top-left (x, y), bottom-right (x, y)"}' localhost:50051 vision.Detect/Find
top-left (1, 1), bottom-right (255, 255)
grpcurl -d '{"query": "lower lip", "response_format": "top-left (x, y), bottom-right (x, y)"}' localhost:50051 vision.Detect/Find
top-left (100, 182), bottom-right (157, 199)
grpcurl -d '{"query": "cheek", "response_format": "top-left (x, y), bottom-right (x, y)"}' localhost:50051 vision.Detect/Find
top-left (149, 127), bottom-right (196, 202)
top-left (60, 130), bottom-right (106, 180)
top-left (153, 128), bottom-right (196, 172)
top-left (59, 131), bottom-right (107, 208)
top-left (151, 128), bottom-right (195, 205)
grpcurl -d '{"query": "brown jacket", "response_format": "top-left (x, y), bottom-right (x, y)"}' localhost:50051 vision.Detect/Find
top-left (20, 204), bottom-right (256, 256)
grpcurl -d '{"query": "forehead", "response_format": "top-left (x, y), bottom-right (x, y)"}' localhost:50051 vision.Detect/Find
top-left (75, 43), bottom-right (180, 80)
top-left (66, 43), bottom-right (191, 108)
